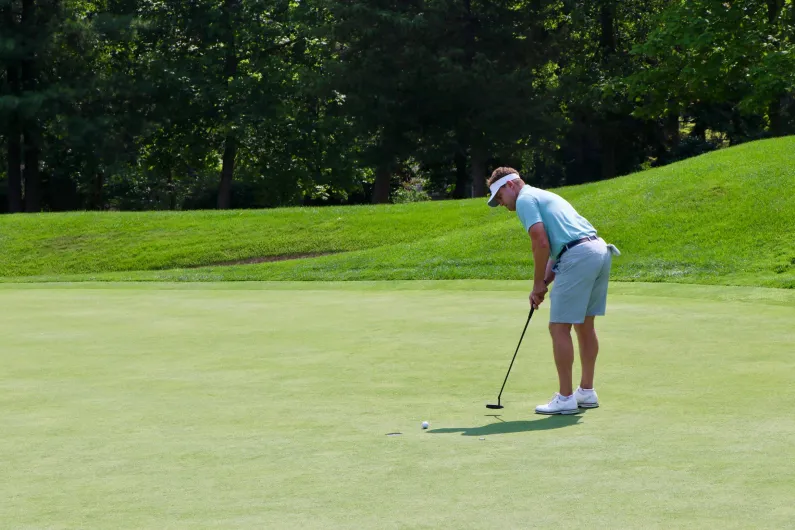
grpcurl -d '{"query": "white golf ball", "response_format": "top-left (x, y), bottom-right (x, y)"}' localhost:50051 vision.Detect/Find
top-left (421, 421), bottom-right (429, 429)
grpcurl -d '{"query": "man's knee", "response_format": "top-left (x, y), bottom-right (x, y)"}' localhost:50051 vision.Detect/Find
top-left (549, 322), bottom-right (572, 339)
top-left (574, 316), bottom-right (596, 335)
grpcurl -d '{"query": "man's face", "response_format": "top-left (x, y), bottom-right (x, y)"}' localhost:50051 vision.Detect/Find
top-left (495, 181), bottom-right (520, 211)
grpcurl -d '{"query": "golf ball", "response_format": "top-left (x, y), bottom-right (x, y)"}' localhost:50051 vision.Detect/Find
top-left (421, 421), bottom-right (429, 429)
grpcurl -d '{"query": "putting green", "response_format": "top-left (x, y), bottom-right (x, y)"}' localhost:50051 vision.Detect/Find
top-left (1, 282), bottom-right (794, 528)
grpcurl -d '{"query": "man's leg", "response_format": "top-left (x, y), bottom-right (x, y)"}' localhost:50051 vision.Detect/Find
top-left (538, 244), bottom-right (603, 415)
top-left (576, 243), bottom-right (611, 392)
top-left (549, 322), bottom-right (574, 396)
top-left (536, 321), bottom-right (580, 415)
top-left (574, 316), bottom-right (598, 390)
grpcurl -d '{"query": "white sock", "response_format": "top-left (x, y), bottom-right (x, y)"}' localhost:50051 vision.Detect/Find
top-left (559, 394), bottom-right (573, 401)
top-left (579, 387), bottom-right (594, 394)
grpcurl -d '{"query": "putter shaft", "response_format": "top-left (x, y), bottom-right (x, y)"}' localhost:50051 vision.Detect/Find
top-left (488, 307), bottom-right (535, 409)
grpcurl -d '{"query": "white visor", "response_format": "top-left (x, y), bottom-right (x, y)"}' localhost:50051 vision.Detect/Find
top-left (487, 174), bottom-right (520, 207)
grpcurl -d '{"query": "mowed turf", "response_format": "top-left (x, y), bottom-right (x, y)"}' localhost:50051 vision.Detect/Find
top-left (2, 282), bottom-right (794, 528)
top-left (1, 137), bottom-right (793, 288)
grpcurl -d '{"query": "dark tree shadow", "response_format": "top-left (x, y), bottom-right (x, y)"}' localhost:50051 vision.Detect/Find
top-left (428, 415), bottom-right (582, 436)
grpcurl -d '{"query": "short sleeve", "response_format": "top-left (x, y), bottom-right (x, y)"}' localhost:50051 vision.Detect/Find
top-left (516, 194), bottom-right (542, 233)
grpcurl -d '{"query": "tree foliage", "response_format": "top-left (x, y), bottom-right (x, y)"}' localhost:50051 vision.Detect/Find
top-left (0, 0), bottom-right (793, 212)
top-left (628, 0), bottom-right (795, 142)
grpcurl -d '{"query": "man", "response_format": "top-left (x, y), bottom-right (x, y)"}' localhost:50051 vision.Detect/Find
top-left (487, 167), bottom-right (620, 415)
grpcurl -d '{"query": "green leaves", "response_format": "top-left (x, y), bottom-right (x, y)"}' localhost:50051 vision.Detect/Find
top-left (628, 0), bottom-right (794, 127)
top-left (0, 0), bottom-right (792, 212)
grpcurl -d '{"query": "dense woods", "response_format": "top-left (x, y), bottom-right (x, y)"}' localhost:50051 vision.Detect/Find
top-left (1, 0), bottom-right (793, 212)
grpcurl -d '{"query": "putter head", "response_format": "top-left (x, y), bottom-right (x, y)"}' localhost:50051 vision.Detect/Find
top-left (486, 404), bottom-right (504, 409)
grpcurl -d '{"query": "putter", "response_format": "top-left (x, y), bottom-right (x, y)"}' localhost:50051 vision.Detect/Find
top-left (486, 306), bottom-right (535, 410)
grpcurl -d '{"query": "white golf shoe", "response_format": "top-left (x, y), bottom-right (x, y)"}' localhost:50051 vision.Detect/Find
top-left (535, 393), bottom-right (581, 415)
top-left (574, 387), bottom-right (599, 409)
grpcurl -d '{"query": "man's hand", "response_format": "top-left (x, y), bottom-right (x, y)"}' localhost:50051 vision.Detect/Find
top-left (530, 281), bottom-right (548, 309)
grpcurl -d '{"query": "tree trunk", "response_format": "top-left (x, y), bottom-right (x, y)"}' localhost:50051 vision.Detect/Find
top-left (599, 0), bottom-right (616, 57)
top-left (371, 162), bottom-right (391, 204)
top-left (453, 152), bottom-right (469, 199)
top-left (600, 128), bottom-right (616, 180)
top-left (573, 115), bottom-right (588, 184)
top-left (470, 146), bottom-right (487, 197)
top-left (6, 56), bottom-right (23, 213)
top-left (167, 167), bottom-right (177, 210)
top-left (766, 0), bottom-right (786, 136)
top-left (22, 123), bottom-right (40, 212)
top-left (4, 1), bottom-right (22, 213)
top-left (665, 112), bottom-right (680, 148)
top-left (729, 110), bottom-right (744, 145)
top-left (692, 119), bottom-right (707, 140)
top-left (453, 145), bottom-right (469, 199)
top-left (463, 0), bottom-right (475, 62)
top-left (453, 0), bottom-right (475, 200)
top-left (217, 0), bottom-right (240, 210)
top-left (596, 1), bottom-right (617, 180)
top-left (20, 0), bottom-right (40, 212)
top-left (6, 115), bottom-right (23, 214)
top-left (767, 0), bottom-right (784, 24)
top-left (658, 111), bottom-right (681, 160)
top-left (217, 135), bottom-right (237, 209)
top-left (92, 172), bottom-right (104, 210)
top-left (769, 96), bottom-right (785, 137)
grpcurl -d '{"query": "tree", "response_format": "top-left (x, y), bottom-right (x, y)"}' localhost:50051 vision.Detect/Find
top-left (326, 0), bottom-right (433, 203)
top-left (327, 0), bottom-right (567, 201)
top-left (628, 0), bottom-right (795, 143)
top-left (548, 0), bottom-right (671, 185)
top-left (420, 0), bottom-right (567, 196)
top-left (0, 0), bottom-right (62, 212)
top-left (132, 0), bottom-right (323, 209)
top-left (1, 0), bottom-right (23, 213)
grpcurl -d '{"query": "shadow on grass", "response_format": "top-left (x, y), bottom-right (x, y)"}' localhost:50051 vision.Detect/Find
top-left (428, 414), bottom-right (582, 436)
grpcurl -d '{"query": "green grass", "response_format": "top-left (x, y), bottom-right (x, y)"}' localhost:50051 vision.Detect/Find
top-left (2, 281), bottom-right (794, 527)
top-left (1, 136), bottom-right (794, 287)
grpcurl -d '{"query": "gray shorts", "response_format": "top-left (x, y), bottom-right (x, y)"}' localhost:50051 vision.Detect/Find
top-left (550, 238), bottom-right (618, 324)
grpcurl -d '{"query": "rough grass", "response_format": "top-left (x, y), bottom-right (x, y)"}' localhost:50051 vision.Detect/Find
top-left (1, 136), bottom-right (793, 287)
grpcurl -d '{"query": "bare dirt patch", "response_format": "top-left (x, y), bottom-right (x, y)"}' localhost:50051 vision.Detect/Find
top-left (188, 252), bottom-right (337, 268)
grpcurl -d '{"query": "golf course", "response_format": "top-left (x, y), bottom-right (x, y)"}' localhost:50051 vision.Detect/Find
top-left (1, 137), bottom-right (794, 528)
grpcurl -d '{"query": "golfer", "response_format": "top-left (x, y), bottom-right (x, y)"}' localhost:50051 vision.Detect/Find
top-left (487, 167), bottom-right (620, 415)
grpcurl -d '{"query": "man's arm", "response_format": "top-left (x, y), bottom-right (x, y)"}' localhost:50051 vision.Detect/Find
top-left (545, 259), bottom-right (556, 285)
top-left (529, 223), bottom-right (551, 307)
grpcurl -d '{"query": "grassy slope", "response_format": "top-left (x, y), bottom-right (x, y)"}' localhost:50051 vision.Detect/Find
top-left (1, 136), bottom-right (793, 287)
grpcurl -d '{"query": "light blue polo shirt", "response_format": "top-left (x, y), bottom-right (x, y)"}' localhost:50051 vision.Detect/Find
top-left (515, 185), bottom-right (596, 260)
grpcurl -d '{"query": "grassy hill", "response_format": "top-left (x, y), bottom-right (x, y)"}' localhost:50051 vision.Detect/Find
top-left (1, 136), bottom-right (793, 287)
